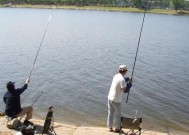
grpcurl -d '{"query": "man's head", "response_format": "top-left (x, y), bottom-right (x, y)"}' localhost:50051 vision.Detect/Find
top-left (6, 81), bottom-right (15, 92)
top-left (119, 65), bottom-right (128, 75)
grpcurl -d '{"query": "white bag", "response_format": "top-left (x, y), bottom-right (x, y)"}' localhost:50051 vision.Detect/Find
top-left (6, 118), bottom-right (21, 129)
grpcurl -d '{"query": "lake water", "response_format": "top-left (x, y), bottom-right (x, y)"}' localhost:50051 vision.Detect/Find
top-left (0, 8), bottom-right (189, 135)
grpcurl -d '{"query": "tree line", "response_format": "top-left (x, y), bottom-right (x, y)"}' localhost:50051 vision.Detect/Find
top-left (1, 0), bottom-right (189, 10)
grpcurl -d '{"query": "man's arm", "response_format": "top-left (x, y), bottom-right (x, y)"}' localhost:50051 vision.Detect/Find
top-left (16, 79), bottom-right (30, 95)
top-left (121, 78), bottom-right (127, 92)
top-left (123, 77), bottom-right (132, 93)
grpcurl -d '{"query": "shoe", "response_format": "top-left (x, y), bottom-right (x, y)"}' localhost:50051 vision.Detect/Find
top-left (109, 128), bottom-right (114, 132)
top-left (114, 128), bottom-right (122, 133)
top-left (23, 120), bottom-right (30, 125)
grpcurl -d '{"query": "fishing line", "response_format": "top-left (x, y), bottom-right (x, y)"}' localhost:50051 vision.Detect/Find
top-left (126, 9), bottom-right (146, 103)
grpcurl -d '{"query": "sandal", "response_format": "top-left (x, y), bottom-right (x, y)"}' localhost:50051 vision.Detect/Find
top-left (109, 128), bottom-right (114, 132)
top-left (115, 128), bottom-right (124, 133)
top-left (114, 129), bottom-right (120, 133)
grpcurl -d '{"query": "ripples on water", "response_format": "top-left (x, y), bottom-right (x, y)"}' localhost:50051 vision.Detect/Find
top-left (0, 8), bottom-right (189, 134)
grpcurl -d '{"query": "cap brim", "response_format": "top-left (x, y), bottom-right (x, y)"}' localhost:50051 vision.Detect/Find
top-left (119, 68), bottom-right (128, 71)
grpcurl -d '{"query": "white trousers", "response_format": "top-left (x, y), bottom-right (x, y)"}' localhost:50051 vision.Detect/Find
top-left (107, 99), bottom-right (121, 129)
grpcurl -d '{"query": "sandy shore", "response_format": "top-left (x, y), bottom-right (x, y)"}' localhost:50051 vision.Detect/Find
top-left (0, 116), bottom-right (169, 135)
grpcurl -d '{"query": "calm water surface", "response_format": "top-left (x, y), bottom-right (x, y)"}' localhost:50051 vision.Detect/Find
top-left (0, 8), bottom-right (189, 134)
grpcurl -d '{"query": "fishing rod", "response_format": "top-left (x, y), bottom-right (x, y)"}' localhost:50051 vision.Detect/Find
top-left (126, 9), bottom-right (146, 103)
top-left (32, 91), bottom-right (43, 106)
top-left (28, 11), bottom-right (53, 107)
top-left (28, 14), bottom-right (52, 80)
top-left (27, 1), bottom-right (58, 109)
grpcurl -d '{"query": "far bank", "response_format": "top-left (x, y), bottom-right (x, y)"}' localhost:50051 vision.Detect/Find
top-left (1, 4), bottom-right (189, 15)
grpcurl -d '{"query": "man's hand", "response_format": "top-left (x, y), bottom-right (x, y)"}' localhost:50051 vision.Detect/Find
top-left (125, 77), bottom-right (133, 83)
top-left (25, 78), bottom-right (30, 85)
top-left (129, 78), bottom-right (132, 83)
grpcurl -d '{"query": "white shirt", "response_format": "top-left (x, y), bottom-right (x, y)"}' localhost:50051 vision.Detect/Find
top-left (108, 73), bottom-right (126, 103)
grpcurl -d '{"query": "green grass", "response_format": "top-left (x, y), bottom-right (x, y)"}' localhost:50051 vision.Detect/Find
top-left (1, 4), bottom-right (188, 15)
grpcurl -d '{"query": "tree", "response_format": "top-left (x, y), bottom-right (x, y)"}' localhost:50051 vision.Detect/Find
top-left (131, 0), bottom-right (150, 8)
top-left (172, 0), bottom-right (185, 11)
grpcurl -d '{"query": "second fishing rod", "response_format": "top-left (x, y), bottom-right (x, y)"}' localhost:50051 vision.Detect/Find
top-left (126, 9), bottom-right (146, 103)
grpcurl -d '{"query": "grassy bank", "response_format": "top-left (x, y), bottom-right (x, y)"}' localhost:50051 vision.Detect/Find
top-left (1, 4), bottom-right (189, 15)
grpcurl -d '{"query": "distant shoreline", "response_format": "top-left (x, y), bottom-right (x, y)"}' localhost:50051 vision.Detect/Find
top-left (1, 4), bottom-right (189, 15)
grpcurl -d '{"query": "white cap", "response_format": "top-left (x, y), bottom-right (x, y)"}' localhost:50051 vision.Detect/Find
top-left (119, 65), bottom-right (127, 71)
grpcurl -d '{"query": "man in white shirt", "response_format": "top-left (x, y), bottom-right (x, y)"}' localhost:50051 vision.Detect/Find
top-left (107, 65), bottom-right (132, 133)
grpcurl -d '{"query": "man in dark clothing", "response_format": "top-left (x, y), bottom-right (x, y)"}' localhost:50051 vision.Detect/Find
top-left (3, 79), bottom-right (33, 120)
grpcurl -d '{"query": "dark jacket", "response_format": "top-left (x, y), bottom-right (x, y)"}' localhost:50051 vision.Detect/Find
top-left (3, 84), bottom-right (28, 117)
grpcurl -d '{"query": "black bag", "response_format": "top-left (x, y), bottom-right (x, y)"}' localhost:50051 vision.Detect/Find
top-left (21, 120), bottom-right (35, 135)
top-left (21, 127), bottom-right (35, 135)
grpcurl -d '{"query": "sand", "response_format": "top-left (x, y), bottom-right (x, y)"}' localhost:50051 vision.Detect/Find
top-left (0, 116), bottom-right (169, 135)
